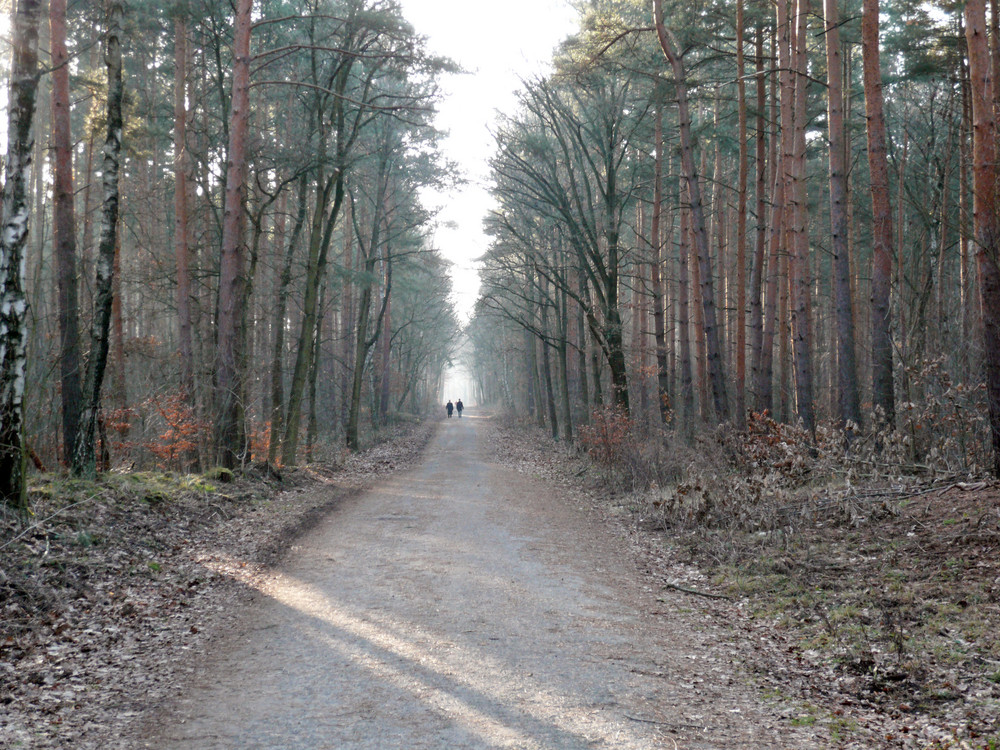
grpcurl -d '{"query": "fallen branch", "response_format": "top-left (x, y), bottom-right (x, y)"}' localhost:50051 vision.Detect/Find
top-left (662, 582), bottom-right (731, 600)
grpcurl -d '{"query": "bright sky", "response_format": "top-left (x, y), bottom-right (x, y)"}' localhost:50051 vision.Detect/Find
top-left (398, 0), bottom-right (579, 324)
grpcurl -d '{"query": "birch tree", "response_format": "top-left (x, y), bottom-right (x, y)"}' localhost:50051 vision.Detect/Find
top-left (73, 0), bottom-right (125, 478)
top-left (0, 0), bottom-right (43, 508)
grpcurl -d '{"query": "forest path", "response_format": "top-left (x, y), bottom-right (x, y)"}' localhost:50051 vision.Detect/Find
top-left (144, 412), bottom-right (819, 749)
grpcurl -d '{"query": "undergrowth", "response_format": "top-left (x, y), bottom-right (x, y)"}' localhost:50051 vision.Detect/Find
top-left (572, 383), bottom-right (1000, 747)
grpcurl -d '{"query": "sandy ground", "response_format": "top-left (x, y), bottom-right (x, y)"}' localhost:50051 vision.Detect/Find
top-left (141, 412), bottom-right (824, 749)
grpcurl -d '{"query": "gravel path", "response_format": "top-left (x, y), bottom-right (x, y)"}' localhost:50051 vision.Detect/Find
top-left (144, 412), bottom-right (822, 749)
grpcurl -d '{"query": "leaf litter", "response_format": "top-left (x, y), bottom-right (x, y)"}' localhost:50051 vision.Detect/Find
top-left (0, 421), bottom-right (434, 750)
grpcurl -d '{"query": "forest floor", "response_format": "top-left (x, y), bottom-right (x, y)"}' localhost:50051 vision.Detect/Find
top-left (1, 413), bottom-right (997, 749)
top-left (495, 423), bottom-right (1000, 749)
top-left (0, 420), bottom-right (434, 749)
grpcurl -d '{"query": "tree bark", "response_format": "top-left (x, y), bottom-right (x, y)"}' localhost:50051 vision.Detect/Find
top-left (213, 0), bottom-right (252, 468)
top-left (678, 191), bottom-right (695, 432)
top-left (345, 179), bottom-right (393, 452)
top-left (649, 100), bottom-right (672, 424)
top-left (749, 19), bottom-right (768, 411)
top-left (283, 169), bottom-right (342, 462)
top-left (174, 13), bottom-right (194, 396)
top-left (824, 0), bottom-right (861, 428)
top-left (735, 0), bottom-right (748, 427)
top-left (266, 175), bottom-right (307, 465)
top-left (576, 267), bottom-right (590, 421)
top-left (965, 0), bottom-right (1000, 475)
top-left (73, 0), bottom-right (123, 478)
top-left (652, 0), bottom-right (730, 422)
top-left (378, 267), bottom-right (392, 424)
top-left (51, 0), bottom-right (82, 464)
top-left (789, 0), bottom-right (815, 433)
top-left (862, 0), bottom-right (895, 426)
top-left (0, 0), bottom-right (43, 509)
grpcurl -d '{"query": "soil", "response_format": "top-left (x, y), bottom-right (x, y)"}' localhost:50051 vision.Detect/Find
top-left (132, 411), bottom-right (823, 748)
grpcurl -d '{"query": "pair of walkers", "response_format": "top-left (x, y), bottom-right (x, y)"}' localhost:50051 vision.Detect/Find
top-left (445, 399), bottom-right (463, 418)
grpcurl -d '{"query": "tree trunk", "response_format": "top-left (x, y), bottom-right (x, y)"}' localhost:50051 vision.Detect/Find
top-left (689, 197), bottom-right (708, 421)
top-left (540, 298), bottom-right (559, 440)
top-left (790, 0), bottom-right (815, 434)
top-left (824, 0), bottom-right (861, 428)
top-left (749, 19), bottom-right (768, 412)
top-left (73, 0), bottom-right (123, 478)
top-left (346, 184), bottom-right (392, 452)
top-left (340, 199), bottom-right (355, 429)
top-left (649, 100), bottom-right (672, 424)
top-left (635, 202), bottom-right (649, 431)
top-left (51, 0), bottom-right (82, 464)
top-left (652, 1), bottom-right (730, 422)
top-left (524, 324), bottom-right (538, 418)
top-left (678, 191), bottom-right (695, 432)
top-left (0, 0), bottom-right (43, 509)
top-left (213, 0), bottom-right (251, 468)
top-left (378, 269), bottom-right (392, 424)
top-left (965, 0), bottom-right (1000, 476)
top-left (862, 0), bottom-right (895, 426)
top-left (306, 282), bottom-right (326, 461)
top-left (111, 225), bottom-right (127, 419)
top-left (284, 170), bottom-right (341, 462)
top-left (576, 267), bottom-right (590, 421)
top-left (735, 0), bottom-right (748, 427)
top-left (174, 14), bottom-right (194, 396)
top-left (558, 278), bottom-right (574, 440)
top-left (266, 175), bottom-right (307, 465)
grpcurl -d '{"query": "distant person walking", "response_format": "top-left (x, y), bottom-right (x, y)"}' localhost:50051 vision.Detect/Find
top-left (446, 400), bottom-right (454, 418)
top-left (456, 399), bottom-right (464, 418)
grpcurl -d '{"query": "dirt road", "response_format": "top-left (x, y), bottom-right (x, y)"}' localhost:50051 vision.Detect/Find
top-left (145, 413), bottom-right (821, 749)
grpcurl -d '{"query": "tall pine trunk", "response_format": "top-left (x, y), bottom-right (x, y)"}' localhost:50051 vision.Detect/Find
top-left (649, 100), bottom-right (672, 423)
top-left (213, 0), bottom-right (252, 468)
top-left (51, 0), bottom-right (82, 464)
top-left (652, 0), bottom-right (730, 422)
top-left (789, 0), bottom-right (815, 434)
top-left (862, 0), bottom-right (896, 426)
top-left (749, 19), bottom-right (768, 411)
top-left (735, 0), bottom-right (748, 426)
top-left (824, 0), bottom-right (861, 427)
top-left (965, 0), bottom-right (1000, 475)
top-left (174, 14), bottom-right (194, 396)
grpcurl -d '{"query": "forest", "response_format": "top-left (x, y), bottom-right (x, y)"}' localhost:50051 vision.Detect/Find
top-left (1, 0), bottom-right (999, 506)
top-left (0, 0), bottom-right (1000, 506)
top-left (469, 0), bottom-right (1000, 486)
top-left (3, 0), bottom-right (1000, 744)
top-left (0, 0), bottom-right (462, 509)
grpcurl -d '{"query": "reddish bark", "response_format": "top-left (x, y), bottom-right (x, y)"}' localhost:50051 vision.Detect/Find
top-left (965, 0), bottom-right (1000, 475)
top-left (652, 0), bottom-right (730, 422)
top-left (735, 0), bottom-right (748, 427)
top-left (862, 0), bottom-right (895, 425)
top-left (824, 0), bottom-right (861, 427)
top-left (678, 190), bottom-right (695, 428)
top-left (214, 0), bottom-right (252, 468)
top-left (174, 16), bottom-right (194, 395)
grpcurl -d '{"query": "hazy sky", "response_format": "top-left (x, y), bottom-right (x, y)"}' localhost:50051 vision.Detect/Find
top-left (397, 0), bottom-right (579, 322)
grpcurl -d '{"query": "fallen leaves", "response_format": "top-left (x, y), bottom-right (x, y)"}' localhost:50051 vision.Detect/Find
top-left (0, 420), bottom-right (435, 749)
